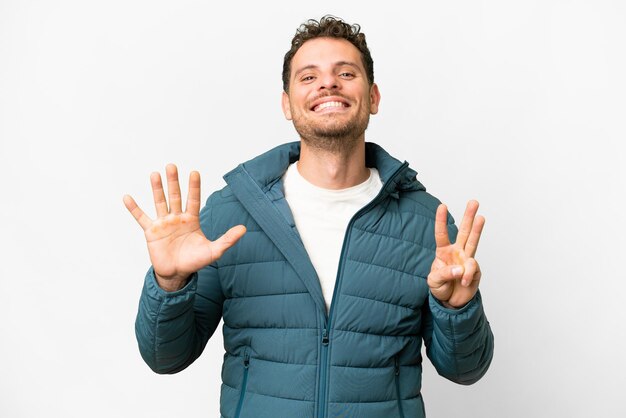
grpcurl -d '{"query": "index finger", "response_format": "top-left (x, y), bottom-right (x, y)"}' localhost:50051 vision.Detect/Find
top-left (434, 203), bottom-right (450, 248)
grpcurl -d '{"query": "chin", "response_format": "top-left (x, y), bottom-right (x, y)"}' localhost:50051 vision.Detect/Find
top-left (292, 111), bottom-right (370, 152)
top-left (301, 129), bottom-right (364, 154)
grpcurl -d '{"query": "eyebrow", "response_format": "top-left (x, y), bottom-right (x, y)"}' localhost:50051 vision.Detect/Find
top-left (293, 61), bottom-right (362, 79)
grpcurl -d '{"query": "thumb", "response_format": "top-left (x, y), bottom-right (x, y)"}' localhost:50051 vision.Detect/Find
top-left (209, 225), bottom-right (247, 261)
top-left (429, 264), bottom-right (465, 285)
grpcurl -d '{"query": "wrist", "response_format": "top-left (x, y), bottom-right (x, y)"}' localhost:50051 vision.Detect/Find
top-left (440, 300), bottom-right (456, 309)
top-left (154, 272), bottom-right (190, 292)
top-left (430, 291), bottom-right (477, 311)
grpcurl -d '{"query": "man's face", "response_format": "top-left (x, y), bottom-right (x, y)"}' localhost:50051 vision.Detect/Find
top-left (282, 37), bottom-right (380, 153)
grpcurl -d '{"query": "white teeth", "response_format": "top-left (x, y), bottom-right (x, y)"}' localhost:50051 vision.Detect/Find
top-left (315, 101), bottom-right (346, 111)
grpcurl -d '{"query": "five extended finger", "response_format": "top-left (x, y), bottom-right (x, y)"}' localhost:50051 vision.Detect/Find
top-left (465, 215), bottom-right (485, 258)
top-left (166, 164), bottom-right (183, 214)
top-left (123, 194), bottom-right (152, 230)
top-left (185, 171), bottom-right (201, 215)
top-left (434, 204), bottom-right (450, 248)
top-left (456, 200), bottom-right (479, 249)
top-left (150, 172), bottom-right (168, 217)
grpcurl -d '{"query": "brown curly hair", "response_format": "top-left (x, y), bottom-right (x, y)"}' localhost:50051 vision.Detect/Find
top-left (282, 15), bottom-right (374, 93)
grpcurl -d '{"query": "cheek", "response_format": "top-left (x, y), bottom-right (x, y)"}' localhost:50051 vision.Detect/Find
top-left (296, 92), bottom-right (311, 108)
top-left (293, 97), bottom-right (312, 116)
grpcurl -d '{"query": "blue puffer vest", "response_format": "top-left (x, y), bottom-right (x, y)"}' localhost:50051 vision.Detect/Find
top-left (135, 142), bottom-right (494, 418)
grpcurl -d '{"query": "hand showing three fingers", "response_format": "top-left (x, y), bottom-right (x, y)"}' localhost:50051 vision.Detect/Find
top-left (123, 164), bottom-right (246, 292)
top-left (428, 200), bottom-right (485, 309)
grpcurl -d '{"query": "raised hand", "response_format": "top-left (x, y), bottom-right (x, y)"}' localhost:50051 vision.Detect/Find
top-left (428, 200), bottom-right (485, 308)
top-left (123, 164), bottom-right (246, 291)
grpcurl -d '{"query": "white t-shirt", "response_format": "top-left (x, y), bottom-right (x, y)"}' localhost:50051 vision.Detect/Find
top-left (282, 162), bottom-right (383, 312)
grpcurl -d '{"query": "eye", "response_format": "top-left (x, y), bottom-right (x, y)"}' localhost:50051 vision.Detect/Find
top-left (339, 72), bottom-right (355, 79)
top-left (300, 75), bottom-right (315, 82)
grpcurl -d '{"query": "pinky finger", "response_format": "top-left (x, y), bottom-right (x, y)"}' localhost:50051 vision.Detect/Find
top-left (123, 195), bottom-right (152, 230)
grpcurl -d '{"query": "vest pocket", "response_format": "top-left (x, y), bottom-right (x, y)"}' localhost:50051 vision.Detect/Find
top-left (234, 350), bottom-right (250, 418)
top-left (394, 356), bottom-right (405, 418)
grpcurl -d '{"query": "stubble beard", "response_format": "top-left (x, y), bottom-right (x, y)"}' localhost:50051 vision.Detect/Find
top-left (291, 103), bottom-right (371, 155)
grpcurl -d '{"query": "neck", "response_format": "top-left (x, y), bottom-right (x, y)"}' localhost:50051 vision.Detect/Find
top-left (297, 140), bottom-right (369, 189)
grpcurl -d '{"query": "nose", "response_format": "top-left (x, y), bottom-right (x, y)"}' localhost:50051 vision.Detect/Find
top-left (318, 73), bottom-right (340, 91)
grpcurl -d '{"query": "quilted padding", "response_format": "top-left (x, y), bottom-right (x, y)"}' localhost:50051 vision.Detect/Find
top-left (135, 142), bottom-right (494, 418)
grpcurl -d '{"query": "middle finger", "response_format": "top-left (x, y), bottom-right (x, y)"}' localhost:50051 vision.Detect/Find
top-left (166, 164), bottom-right (183, 214)
top-left (456, 200), bottom-right (479, 249)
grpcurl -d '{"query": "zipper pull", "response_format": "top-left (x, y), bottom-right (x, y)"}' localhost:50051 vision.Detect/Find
top-left (322, 329), bottom-right (329, 346)
top-left (243, 352), bottom-right (250, 368)
top-left (394, 356), bottom-right (400, 376)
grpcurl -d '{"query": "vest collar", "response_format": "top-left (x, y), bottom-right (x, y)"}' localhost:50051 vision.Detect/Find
top-left (225, 141), bottom-right (425, 195)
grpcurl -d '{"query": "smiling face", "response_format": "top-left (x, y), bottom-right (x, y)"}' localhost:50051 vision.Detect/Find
top-left (282, 37), bottom-right (380, 153)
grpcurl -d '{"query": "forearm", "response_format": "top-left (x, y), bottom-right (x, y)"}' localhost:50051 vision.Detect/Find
top-left (423, 290), bottom-right (494, 385)
top-left (135, 267), bottom-right (203, 374)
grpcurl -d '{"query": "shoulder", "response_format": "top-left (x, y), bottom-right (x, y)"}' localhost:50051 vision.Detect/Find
top-left (397, 189), bottom-right (454, 223)
top-left (202, 184), bottom-right (239, 210)
top-left (199, 185), bottom-right (249, 239)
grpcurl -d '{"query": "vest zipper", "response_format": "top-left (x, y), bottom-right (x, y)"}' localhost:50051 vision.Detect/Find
top-left (395, 355), bottom-right (405, 418)
top-left (317, 329), bottom-right (330, 418)
top-left (234, 351), bottom-right (250, 418)
top-left (316, 162), bottom-right (410, 418)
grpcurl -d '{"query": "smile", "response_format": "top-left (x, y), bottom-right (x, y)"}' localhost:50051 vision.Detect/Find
top-left (312, 101), bottom-right (349, 112)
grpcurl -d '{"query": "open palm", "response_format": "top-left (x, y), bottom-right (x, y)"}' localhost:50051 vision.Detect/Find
top-left (124, 164), bottom-right (246, 291)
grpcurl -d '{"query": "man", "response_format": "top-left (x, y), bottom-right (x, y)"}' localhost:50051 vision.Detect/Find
top-left (124, 16), bottom-right (493, 418)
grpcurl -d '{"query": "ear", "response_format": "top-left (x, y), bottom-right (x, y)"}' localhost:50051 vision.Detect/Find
top-left (281, 91), bottom-right (293, 120)
top-left (369, 83), bottom-right (381, 115)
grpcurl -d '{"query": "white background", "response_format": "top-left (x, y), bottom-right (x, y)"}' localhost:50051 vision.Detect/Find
top-left (1, 1), bottom-right (624, 417)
